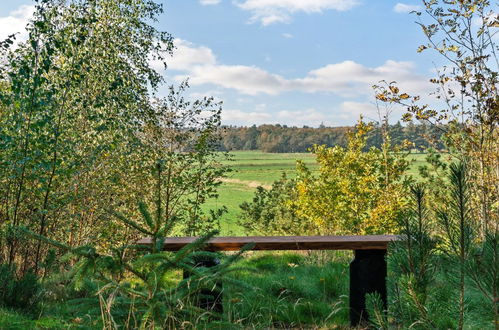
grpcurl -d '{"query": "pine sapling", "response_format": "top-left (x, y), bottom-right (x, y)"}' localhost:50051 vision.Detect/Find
top-left (387, 183), bottom-right (437, 327)
top-left (437, 162), bottom-right (475, 330)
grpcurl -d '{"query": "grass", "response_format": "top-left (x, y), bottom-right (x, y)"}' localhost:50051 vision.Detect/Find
top-left (225, 251), bottom-right (351, 328)
top-left (205, 151), bottom-right (430, 235)
top-left (0, 308), bottom-right (68, 329)
top-left (221, 151), bottom-right (318, 184)
top-left (3, 251), bottom-right (494, 329)
top-left (204, 151), bottom-right (318, 234)
top-left (0, 252), bottom-right (353, 329)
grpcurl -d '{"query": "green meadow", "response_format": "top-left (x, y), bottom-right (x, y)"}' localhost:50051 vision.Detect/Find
top-left (205, 151), bottom-right (429, 235)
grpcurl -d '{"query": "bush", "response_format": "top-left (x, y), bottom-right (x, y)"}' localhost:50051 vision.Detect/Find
top-left (239, 119), bottom-right (411, 236)
top-left (0, 264), bottom-right (40, 313)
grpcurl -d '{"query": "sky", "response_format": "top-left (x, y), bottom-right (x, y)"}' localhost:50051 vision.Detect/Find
top-left (0, 0), bottom-right (441, 127)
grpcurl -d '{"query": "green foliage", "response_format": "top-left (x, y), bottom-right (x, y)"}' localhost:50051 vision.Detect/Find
top-left (0, 0), bottom-right (173, 271)
top-left (293, 120), bottom-right (410, 234)
top-left (137, 81), bottom-right (231, 237)
top-left (417, 148), bottom-right (450, 204)
top-left (0, 307), bottom-right (68, 330)
top-left (220, 122), bottom-right (444, 152)
top-left (22, 205), bottom-right (249, 328)
top-left (387, 183), bottom-right (438, 328)
top-left (366, 292), bottom-right (388, 330)
top-left (0, 1), bottom-right (234, 327)
top-left (467, 231), bottom-right (499, 328)
top-left (0, 264), bottom-right (40, 313)
top-left (17, 152), bottom-right (245, 328)
top-left (239, 119), bottom-right (411, 235)
top-left (238, 174), bottom-right (308, 235)
top-left (387, 162), bottom-right (498, 329)
top-left (375, 0), bottom-right (499, 235)
top-left (225, 253), bottom-right (349, 328)
top-left (0, 0), bottom-right (228, 274)
top-left (374, 1), bottom-right (499, 324)
top-left (437, 162), bottom-right (475, 329)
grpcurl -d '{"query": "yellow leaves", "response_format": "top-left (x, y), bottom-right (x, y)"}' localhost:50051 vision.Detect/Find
top-left (376, 93), bottom-right (388, 101)
top-left (389, 86), bottom-right (399, 94)
top-left (417, 45), bottom-right (428, 53)
top-left (401, 139), bottom-right (415, 149)
top-left (292, 119), bottom-right (407, 235)
top-left (375, 85), bottom-right (410, 103)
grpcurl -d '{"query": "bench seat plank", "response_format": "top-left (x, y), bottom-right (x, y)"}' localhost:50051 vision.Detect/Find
top-left (136, 235), bottom-right (398, 251)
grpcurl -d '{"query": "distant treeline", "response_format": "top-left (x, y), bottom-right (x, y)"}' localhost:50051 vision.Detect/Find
top-left (220, 122), bottom-right (444, 152)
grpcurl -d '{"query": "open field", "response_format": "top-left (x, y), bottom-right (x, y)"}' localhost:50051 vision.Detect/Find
top-left (205, 151), bottom-right (430, 235)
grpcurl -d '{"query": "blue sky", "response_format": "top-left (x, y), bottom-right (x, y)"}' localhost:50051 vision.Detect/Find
top-left (0, 0), bottom-right (439, 126)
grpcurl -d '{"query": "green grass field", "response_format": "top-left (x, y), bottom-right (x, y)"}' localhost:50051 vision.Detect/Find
top-left (205, 151), bottom-right (429, 235)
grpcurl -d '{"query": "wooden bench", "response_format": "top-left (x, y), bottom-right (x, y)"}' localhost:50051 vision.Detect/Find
top-left (137, 235), bottom-right (398, 326)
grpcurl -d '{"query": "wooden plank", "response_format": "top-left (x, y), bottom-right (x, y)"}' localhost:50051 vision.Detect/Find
top-left (136, 235), bottom-right (399, 251)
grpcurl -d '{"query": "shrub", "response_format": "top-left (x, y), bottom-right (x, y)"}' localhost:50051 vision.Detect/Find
top-left (0, 264), bottom-right (40, 313)
top-left (239, 119), bottom-right (411, 236)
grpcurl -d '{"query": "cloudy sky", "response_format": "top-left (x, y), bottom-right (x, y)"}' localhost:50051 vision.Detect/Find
top-left (0, 0), bottom-right (439, 127)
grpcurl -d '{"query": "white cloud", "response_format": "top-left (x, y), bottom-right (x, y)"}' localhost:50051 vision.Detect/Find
top-left (236, 0), bottom-right (360, 25)
top-left (393, 3), bottom-right (421, 13)
top-left (169, 41), bottom-right (432, 97)
top-left (200, 0), bottom-right (221, 5)
top-left (175, 64), bottom-right (291, 95)
top-left (339, 101), bottom-right (407, 123)
top-left (222, 109), bottom-right (272, 125)
top-left (282, 33), bottom-right (294, 38)
top-left (339, 101), bottom-right (378, 120)
top-left (255, 103), bottom-right (267, 111)
top-left (294, 60), bottom-right (431, 96)
top-left (189, 90), bottom-right (224, 103)
top-left (340, 101), bottom-right (376, 115)
top-left (223, 107), bottom-right (334, 126)
top-left (276, 108), bottom-right (331, 126)
top-left (0, 5), bottom-right (35, 44)
top-left (151, 39), bottom-right (217, 72)
top-left (157, 40), bottom-right (432, 125)
top-left (170, 39), bottom-right (216, 70)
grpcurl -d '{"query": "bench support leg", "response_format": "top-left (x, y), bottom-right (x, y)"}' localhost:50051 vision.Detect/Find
top-left (349, 249), bottom-right (387, 326)
top-left (183, 255), bottom-right (223, 314)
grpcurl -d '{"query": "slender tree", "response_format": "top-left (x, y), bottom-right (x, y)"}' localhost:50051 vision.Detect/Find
top-left (0, 0), bottom-right (172, 271)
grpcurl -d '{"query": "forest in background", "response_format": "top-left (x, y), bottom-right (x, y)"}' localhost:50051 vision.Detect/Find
top-left (220, 122), bottom-right (445, 152)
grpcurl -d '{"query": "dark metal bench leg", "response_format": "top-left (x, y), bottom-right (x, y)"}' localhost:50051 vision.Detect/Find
top-left (183, 255), bottom-right (223, 314)
top-left (349, 249), bottom-right (387, 326)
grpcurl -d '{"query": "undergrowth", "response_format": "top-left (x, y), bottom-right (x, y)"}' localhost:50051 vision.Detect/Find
top-left (0, 250), bottom-right (496, 329)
